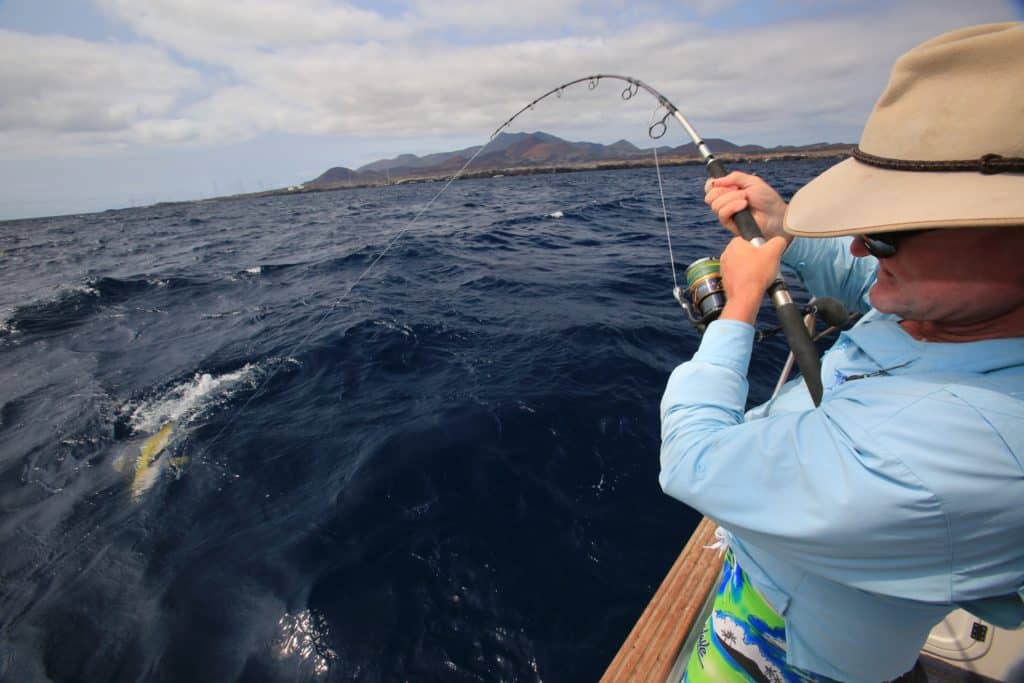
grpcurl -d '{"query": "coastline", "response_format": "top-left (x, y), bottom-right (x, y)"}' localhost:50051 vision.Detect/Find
top-left (17, 149), bottom-right (852, 220)
top-left (212, 148), bottom-right (854, 203)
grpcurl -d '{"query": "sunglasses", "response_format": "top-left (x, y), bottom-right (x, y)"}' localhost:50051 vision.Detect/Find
top-left (859, 230), bottom-right (931, 259)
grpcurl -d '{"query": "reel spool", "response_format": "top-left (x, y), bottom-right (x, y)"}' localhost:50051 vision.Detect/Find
top-left (675, 256), bottom-right (726, 333)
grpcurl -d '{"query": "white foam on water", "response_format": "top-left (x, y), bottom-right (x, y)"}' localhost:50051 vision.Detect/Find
top-left (69, 283), bottom-right (101, 297)
top-left (549, 210), bottom-right (564, 218)
top-left (245, 266), bottom-right (262, 274)
top-left (128, 364), bottom-right (258, 434)
top-left (35, 282), bottom-right (100, 303)
top-left (372, 318), bottom-right (414, 338)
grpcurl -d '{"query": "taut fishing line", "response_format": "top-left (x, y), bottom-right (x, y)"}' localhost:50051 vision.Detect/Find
top-left (654, 145), bottom-right (680, 292)
top-left (194, 73), bottom-right (833, 478)
top-left (199, 75), bottom-right (697, 468)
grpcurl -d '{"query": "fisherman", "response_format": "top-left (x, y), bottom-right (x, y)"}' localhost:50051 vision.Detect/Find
top-left (659, 23), bottom-right (1024, 683)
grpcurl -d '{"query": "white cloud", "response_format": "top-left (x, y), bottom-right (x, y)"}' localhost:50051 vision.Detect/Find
top-left (0, 1), bottom-right (1018, 170)
top-left (407, 0), bottom-right (586, 32)
top-left (0, 29), bottom-right (207, 158)
top-left (97, 0), bottom-right (411, 52)
top-left (675, 0), bottom-right (743, 18)
top-left (0, 29), bottom-right (199, 155)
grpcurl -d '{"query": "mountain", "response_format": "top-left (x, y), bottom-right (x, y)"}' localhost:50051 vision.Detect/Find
top-left (314, 166), bottom-right (360, 184)
top-left (305, 132), bottom-right (853, 190)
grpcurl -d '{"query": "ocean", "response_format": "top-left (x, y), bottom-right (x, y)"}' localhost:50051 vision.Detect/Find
top-left (0, 158), bottom-right (835, 681)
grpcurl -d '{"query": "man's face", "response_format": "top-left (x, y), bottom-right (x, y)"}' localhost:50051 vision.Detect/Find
top-left (850, 227), bottom-right (1024, 327)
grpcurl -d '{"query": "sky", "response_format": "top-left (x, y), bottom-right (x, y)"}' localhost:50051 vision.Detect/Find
top-left (0, 0), bottom-right (1020, 220)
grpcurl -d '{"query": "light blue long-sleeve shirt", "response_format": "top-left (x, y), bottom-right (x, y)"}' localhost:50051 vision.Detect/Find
top-left (659, 236), bottom-right (1024, 682)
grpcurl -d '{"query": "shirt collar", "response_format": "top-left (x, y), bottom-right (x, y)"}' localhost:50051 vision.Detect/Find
top-left (844, 311), bottom-right (1024, 376)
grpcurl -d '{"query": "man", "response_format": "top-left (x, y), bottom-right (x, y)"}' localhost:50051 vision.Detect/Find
top-left (659, 23), bottom-right (1024, 683)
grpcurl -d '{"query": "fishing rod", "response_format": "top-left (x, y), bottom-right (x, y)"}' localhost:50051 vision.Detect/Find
top-left (495, 74), bottom-right (826, 406)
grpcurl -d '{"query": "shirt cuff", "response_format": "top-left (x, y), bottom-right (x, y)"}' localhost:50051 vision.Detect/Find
top-left (692, 319), bottom-right (756, 376)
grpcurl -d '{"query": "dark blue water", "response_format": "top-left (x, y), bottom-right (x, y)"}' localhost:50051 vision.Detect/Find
top-left (0, 159), bottom-right (834, 681)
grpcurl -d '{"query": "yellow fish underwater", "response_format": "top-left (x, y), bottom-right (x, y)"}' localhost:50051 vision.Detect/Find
top-left (113, 422), bottom-right (189, 500)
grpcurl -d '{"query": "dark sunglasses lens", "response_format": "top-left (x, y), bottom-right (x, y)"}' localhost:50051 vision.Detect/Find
top-left (862, 235), bottom-right (897, 258)
top-left (861, 230), bottom-right (928, 258)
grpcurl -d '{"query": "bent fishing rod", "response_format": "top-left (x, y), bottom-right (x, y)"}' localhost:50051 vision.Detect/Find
top-left (495, 74), bottom-right (825, 406)
top-left (157, 74), bottom-right (832, 480)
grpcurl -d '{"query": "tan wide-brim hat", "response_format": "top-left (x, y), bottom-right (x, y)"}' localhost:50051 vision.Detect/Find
top-left (785, 22), bottom-right (1024, 238)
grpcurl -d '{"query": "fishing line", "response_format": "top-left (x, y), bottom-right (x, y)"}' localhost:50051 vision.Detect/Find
top-left (200, 79), bottom-right (688, 466)
top-left (195, 79), bottom-right (692, 481)
top-left (132, 76), bottom-right (827, 501)
top-left (86, 74), bottom-right (822, 529)
top-left (178, 73), bottom-right (828, 478)
top-left (652, 133), bottom-right (680, 292)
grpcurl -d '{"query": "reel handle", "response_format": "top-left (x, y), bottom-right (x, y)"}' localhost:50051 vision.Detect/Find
top-left (703, 158), bottom-right (824, 406)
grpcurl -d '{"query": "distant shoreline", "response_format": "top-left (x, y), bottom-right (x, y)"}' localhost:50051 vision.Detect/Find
top-left (77, 149), bottom-right (851, 216)
top-left (239, 148), bottom-right (853, 201)
top-left (4, 144), bottom-right (852, 223)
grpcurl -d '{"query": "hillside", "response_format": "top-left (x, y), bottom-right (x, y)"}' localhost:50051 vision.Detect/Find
top-left (304, 131), bottom-right (853, 190)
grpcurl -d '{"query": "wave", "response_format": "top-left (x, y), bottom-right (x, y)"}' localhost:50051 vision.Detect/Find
top-left (489, 213), bottom-right (550, 228)
top-left (485, 195), bottom-right (642, 228)
top-left (460, 229), bottom-right (516, 249)
top-left (455, 274), bottom-right (548, 296)
top-left (126, 363), bottom-right (261, 434)
top-left (308, 245), bottom-right (384, 275)
top-left (2, 283), bottom-right (106, 334)
top-left (234, 262), bottom-right (303, 278)
top-left (1, 276), bottom-right (211, 336)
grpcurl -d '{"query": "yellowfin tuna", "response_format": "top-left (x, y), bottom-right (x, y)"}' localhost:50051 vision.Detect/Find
top-left (112, 422), bottom-right (184, 501)
top-left (132, 422), bottom-right (173, 500)
top-left (138, 422), bottom-right (173, 470)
